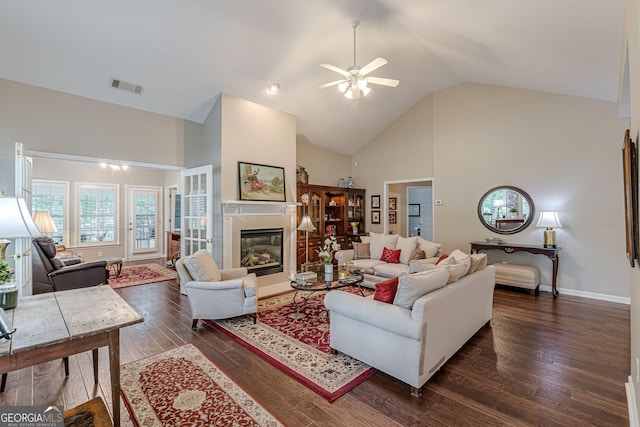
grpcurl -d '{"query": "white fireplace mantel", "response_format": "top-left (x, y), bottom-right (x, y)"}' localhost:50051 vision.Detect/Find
top-left (222, 200), bottom-right (297, 217)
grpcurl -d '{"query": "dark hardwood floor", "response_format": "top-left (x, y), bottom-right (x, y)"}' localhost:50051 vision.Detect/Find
top-left (0, 280), bottom-right (630, 426)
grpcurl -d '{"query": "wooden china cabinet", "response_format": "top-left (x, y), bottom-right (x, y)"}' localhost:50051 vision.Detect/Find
top-left (296, 184), bottom-right (366, 269)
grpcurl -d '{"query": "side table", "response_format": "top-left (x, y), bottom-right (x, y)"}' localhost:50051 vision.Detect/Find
top-left (98, 257), bottom-right (123, 278)
top-left (470, 241), bottom-right (560, 297)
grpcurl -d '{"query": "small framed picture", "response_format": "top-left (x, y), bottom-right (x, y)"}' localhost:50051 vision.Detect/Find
top-left (408, 204), bottom-right (420, 217)
top-left (389, 197), bottom-right (396, 211)
top-left (389, 211), bottom-right (397, 224)
top-left (371, 210), bottom-right (380, 224)
top-left (371, 195), bottom-right (380, 209)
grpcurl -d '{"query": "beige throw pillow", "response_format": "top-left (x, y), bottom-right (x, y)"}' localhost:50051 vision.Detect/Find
top-left (417, 238), bottom-right (442, 258)
top-left (470, 253), bottom-right (487, 273)
top-left (183, 249), bottom-right (222, 282)
top-left (408, 248), bottom-right (426, 262)
top-left (353, 242), bottom-right (371, 260)
top-left (369, 232), bottom-right (399, 260)
top-left (396, 236), bottom-right (418, 264)
top-left (393, 267), bottom-right (450, 309)
top-left (437, 256), bottom-right (469, 283)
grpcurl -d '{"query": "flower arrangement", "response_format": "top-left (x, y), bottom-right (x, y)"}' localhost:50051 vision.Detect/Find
top-left (0, 261), bottom-right (14, 285)
top-left (317, 236), bottom-right (341, 264)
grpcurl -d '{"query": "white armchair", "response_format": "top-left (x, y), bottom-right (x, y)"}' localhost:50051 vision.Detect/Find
top-left (175, 249), bottom-right (257, 329)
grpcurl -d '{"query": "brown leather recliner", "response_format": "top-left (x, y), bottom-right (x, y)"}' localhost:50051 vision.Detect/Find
top-left (32, 237), bottom-right (109, 294)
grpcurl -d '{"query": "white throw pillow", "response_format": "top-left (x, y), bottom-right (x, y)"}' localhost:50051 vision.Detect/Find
top-left (183, 249), bottom-right (222, 282)
top-left (408, 259), bottom-right (438, 273)
top-left (369, 232), bottom-right (399, 260)
top-left (396, 236), bottom-right (418, 264)
top-left (393, 267), bottom-right (450, 309)
top-left (437, 256), bottom-right (469, 283)
top-left (449, 249), bottom-right (473, 276)
top-left (470, 253), bottom-right (487, 272)
top-left (417, 238), bottom-right (442, 258)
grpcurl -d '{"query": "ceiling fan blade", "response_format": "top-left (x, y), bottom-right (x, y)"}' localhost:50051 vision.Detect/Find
top-left (318, 79), bottom-right (347, 90)
top-left (320, 63), bottom-right (350, 77)
top-left (359, 57), bottom-right (388, 76)
top-left (366, 76), bottom-right (400, 87)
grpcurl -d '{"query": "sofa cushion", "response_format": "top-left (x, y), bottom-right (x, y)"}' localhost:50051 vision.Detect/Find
top-left (369, 232), bottom-right (399, 260)
top-left (393, 267), bottom-right (450, 309)
top-left (374, 262), bottom-right (410, 278)
top-left (373, 277), bottom-right (399, 304)
top-left (417, 238), bottom-right (442, 258)
top-left (408, 260), bottom-right (439, 273)
top-left (51, 257), bottom-right (65, 270)
top-left (395, 236), bottom-right (418, 264)
top-left (408, 248), bottom-right (426, 262)
top-left (470, 253), bottom-right (488, 272)
top-left (380, 247), bottom-right (401, 264)
top-left (449, 249), bottom-right (473, 277)
top-left (352, 259), bottom-right (386, 270)
top-left (183, 249), bottom-right (222, 282)
top-left (353, 242), bottom-right (370, 260)
top-left (35, 236), bottom-right (58, 259)
top-left (436, 253), bottom-right (449, 264)
top-left (437, 256), bottom-right (469, 283)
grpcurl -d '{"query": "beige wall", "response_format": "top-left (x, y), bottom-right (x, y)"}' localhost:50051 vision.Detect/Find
top-left (0, 78), bottom-right (188, 170)
top-left (32, 157), bottom-right (168, 261)
top-left (624, 0), bottom-right (640, 415)
top-left (350, 83), bottom-right (629, 300)
top-left (353, 94), bottom-right (435, 234)
top-left (296, 136), bottom-right (353, 187)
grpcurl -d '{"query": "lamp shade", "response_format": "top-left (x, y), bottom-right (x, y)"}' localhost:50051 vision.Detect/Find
top-left (32, 211), bottom-right (58, 233)
top-left (0, 197), bottom-right (42, 238)
top-left (536, 211), bottom-right (563, 228)
top-left (297, 216), bottom-right (316, 232)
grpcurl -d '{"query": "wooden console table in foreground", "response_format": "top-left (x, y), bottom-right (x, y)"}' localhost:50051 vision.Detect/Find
top-left (470, 241), bottom-right (561, 297)
top-left (0, 286), bottom-right (143, 427)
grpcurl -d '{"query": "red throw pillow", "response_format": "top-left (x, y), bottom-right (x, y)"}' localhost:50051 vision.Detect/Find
top-left (374, 277), bottom-right (399, 304)
top-left (436, 253), bottom-right (449, 264)
top-left (380, 247), bottom-right (401, 264)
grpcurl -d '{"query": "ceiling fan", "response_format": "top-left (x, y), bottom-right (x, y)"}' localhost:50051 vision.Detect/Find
top-left (319, 19), bottom-right (399, 100)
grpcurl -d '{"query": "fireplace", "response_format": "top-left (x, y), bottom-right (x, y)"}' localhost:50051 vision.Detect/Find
top-left (240, 228), bottom-right (284, 277)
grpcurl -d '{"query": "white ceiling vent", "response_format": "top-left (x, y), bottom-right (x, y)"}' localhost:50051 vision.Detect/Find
top-left (109, 78), bottom-right (144, 95)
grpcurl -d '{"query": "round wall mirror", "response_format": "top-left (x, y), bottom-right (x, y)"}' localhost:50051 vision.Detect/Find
top-left (477, 186), bottom-right (535, 235)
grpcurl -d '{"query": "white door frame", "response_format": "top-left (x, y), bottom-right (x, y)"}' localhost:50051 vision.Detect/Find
top-left (125, 185), bottom-right (162, 261)
top-left (383, 177), bottom-right (435, 236)
top-left (14, 142), bottom-right (34, 296)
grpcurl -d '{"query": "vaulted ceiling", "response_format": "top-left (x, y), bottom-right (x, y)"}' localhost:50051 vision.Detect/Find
top-left (0, 0), bottom-right (625, 154)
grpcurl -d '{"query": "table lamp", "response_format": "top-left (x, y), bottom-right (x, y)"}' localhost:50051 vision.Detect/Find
top-left (0, 197), bottom-right (43, 262)
top-left (536, 211), bottom-right (562, 248)
top-left (297, 215), bottom-right (316, 267)
top-left (32, 211), bottom-right (58, 235)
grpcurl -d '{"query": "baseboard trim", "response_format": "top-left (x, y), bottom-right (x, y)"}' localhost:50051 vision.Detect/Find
top-left (538, 285), bottom-right (630, 304)
top-left (627, 376), bottom-right (639, 427)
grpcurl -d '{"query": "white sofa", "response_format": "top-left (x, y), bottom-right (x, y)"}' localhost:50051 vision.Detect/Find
top-left (335, 233), bottom-right (442, 284)
top-left (324, 264), bottom-right (495, 396)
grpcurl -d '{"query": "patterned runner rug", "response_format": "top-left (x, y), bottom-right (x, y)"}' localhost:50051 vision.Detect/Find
top-left (207, 287), bottom-right (376, 402)
top-left (109, 263), bottom-right (177, 289)
top-left (121, 344), bottom-right (284, 427)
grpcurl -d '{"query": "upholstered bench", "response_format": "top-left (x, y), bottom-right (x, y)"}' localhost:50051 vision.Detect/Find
top-left (492, 262), bottom-right (540, 296)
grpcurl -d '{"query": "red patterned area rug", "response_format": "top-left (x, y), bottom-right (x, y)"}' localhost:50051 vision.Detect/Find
top-left (206, 287), bottom-right (376, 402)
top-left (109, 263), bottom-right (177, 289)
top-left (121, 344), bottom-right (284, 427)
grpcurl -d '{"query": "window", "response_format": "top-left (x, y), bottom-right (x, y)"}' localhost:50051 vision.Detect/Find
top-left (76, 183), bottom-right (119, 246)
top-left (32, 180), bottom-right (69, 245)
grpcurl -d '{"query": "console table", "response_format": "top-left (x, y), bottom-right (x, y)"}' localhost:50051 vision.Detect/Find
top-left (0, 286), bottom-right (143, 427)
top-left (470, 241), bottom-right (560, 297)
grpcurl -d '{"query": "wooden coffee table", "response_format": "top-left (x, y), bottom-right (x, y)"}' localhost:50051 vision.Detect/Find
top-left (290, 269), bottom-right (364, 307)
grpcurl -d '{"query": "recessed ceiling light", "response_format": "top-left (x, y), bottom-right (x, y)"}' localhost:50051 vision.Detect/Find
top-left (267, 83), bottom-right (280, 94)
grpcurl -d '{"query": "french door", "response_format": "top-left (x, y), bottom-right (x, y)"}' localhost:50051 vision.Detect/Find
top-left (181, 166), bottom-right (213, 257)
top-left (14, 142), bottom-right (34, 296)
top-left (126, 186), bottom-right (161, 259)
